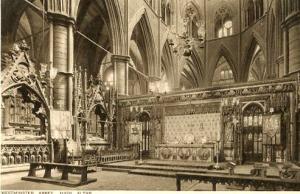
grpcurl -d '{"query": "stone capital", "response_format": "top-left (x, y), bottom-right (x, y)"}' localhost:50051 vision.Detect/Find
top-left (45, 0), bottom-right (79, 25)
top-left (111, 55), bottom-right (131, 63)
top-left (282, 12), bottom-right (300, 29)
top-left (148, 76), bottom-right (161, 82)
top-left (47, 12), bottom-right (75, 26)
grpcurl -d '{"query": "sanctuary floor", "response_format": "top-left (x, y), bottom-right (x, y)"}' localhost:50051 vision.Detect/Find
top-left (1, 169), bottom-right (243, 191)
top-left (1, 160), bottom-right (283, 191)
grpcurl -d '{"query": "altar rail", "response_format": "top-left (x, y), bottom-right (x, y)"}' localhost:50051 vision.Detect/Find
top-left (98, 149), bottom-right (135, 164)
top-left (175, 172), bottom-right (300, 191)
top-left (155, 144), bottom-right (215, 162)
top-left (69, 148), bottom-right (136, 166)
top-left (1, 141), bottom-right (50, 167)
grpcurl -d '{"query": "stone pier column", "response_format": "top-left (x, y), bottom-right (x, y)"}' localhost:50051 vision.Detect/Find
top-left (47, 15), bottom-right (74, 111)
top-left (289, 92), bottom-right (296, 161)
top-left (282, 1), bottom-right (300, 74)
top-left (45, 0), bottom-right (78, 111)
top-left (45, 0), bottom-right (79, 161)
top-left (111, 55), bottom-right (130, 96)
top-left (283, 28), bottom-right (289, 75)
top-left (297, 113), bottom-right (300, 161)
top-left (281, 0), bottom-right (300, 161)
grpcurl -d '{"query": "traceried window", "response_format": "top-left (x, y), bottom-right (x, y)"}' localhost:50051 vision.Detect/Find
top-left (161, 0), bottom-right (172, 26)
top-left (217, 20), bottom-right (233, 38)
top-left (245, 0), bottom-right (264, 27)
top-left (166, 3), bottom-right (171, 26)
top-left (215, 6), bottom-right (233, 38)
top-left (183, 2), bottom-right (203, 39)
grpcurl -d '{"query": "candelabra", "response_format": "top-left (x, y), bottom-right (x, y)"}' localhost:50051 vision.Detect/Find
top-left (103, 80), bottom-right (117, 149)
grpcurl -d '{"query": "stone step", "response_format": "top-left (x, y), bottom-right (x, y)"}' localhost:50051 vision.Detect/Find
top-left (101, 167), bottom-right (132, 173)
top-left (143, 160), bottom-right (214, 169)
top-left (99, 159), bottom-right (130, 165)
top-left (101, 163), bottom-right (210, 174)
top-left (128, 169), bottom-right (176, 178)
top-left (226, 185), bottom-right (245, 190)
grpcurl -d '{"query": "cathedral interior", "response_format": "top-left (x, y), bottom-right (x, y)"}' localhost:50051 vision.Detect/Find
top-left (1, 0), bottom-right (300, 191)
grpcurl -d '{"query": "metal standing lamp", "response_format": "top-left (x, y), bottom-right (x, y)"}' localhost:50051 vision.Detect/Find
top-left (214, 132), bottom-right (222, 170)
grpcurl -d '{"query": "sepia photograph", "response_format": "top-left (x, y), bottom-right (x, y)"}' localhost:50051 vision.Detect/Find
top-left (1, 0), bottom-right (300, 191)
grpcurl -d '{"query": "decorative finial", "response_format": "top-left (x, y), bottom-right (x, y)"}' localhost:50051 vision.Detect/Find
top-left (19, 40), bottom-right (30, 51)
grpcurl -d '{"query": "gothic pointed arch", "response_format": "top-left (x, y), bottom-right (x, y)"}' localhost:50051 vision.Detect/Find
top-left (128, 8), bottom-right (158, 78)
top-left (161, 39), bottom-right (176, 89)
top-left (209, 44), bottom-right (237, 82)
top-left (75, 0), bottom-right (125, 59)
top-left (2, 0), bottom-right (50, 66)
top-left (190, 48), bottom-right (205, 84)
top-left (129, 40), bottom-right (147, 95)
top-left (215, 5), bottom-right (233, 38)
top-left (245, 0), bottom-right (255, 26)
top-left (242, 37), bottom-right (267, 82)
top-left (212, 56), bottom-right (235, 86)
top-left (178, 47), bottom-right (204, 89)
top-left (75, 0), bottom-right (125, 78)
top-left (179, 57), bottom-right (200, 89)
top-left (88, 103), bottom-right (108, 138)
top-left (181, 0), bottom-right (202, 20)
top-left (165, 1), bottom-right (172, 26)
top-left (1, 0), bottom-right (29, 50)
top-left (244, 0), bottom-right (264, 27)
top-left (181, 0), bottom-right (204, 39)
top-left (1, 43), bottom-right (50, 140)
top-left (102, 0), bottom-right (126, 55)
top-left (1, 44), bottom-right (49, 111)
top-left (160, 0), bottom-right (175, 26)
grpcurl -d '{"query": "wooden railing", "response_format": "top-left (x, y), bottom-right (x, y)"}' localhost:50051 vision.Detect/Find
top-left (175, 172), bottom-right (300, 191)
top-left (69, 148), bottom-right (135, 168)
top-left (98, 149), bottom-right (134, 164)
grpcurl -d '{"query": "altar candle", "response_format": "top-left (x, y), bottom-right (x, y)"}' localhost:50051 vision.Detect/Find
top-left (217, 131), bottom-right (221, 141)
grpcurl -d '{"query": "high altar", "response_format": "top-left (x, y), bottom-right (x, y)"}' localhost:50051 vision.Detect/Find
top-left (119, 79), bottom-right (297, 164)
top-left (156, 113), bottom-right (220, 162)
